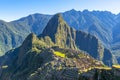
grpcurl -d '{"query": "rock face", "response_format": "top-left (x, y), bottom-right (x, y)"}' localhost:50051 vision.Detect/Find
top-left (40, 13), bottom-right (77, 50)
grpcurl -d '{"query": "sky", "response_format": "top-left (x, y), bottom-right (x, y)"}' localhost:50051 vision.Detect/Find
top-left (0, 0), bottom-right (120, 22)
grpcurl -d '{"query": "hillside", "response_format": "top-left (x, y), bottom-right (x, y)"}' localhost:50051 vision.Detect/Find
top-left (0, 14), bottom-right (51, 56)
top-left (62, 9), bottom-right (116, 47)
top-left (0, 20), bottom-right (28, 56)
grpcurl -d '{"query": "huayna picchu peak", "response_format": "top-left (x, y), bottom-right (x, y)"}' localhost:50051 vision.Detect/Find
top-left (0, 13), bottom-right (120, 80)
top-left (40, 13), bottom-right (77, 50)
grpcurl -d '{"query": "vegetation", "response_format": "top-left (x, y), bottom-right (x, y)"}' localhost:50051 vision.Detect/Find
top-left (112, 65), bottom-right (120, 68)
top-left (0, 14), bottom-right (51, 56)
top-left (54, 51), bottom-right (66, 58)
top-left (2, 65), bottom-right (8, 69)
top-left (95, 66), bottom-right (111, 70)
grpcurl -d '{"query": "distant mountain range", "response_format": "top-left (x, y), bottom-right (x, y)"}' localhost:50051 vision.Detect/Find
top-left (0, 13), bottom-right (120, 80)
top-left (63, 9), bottom-right (120, 52)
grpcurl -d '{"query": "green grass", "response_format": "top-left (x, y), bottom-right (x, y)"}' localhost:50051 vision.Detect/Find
top-left (54, 51), bottom-right (66, 58)
top-left (95, 66), bottom-right (111, 70)
top-left (112, 65), bottom-right (120, 69)
top-left (2, 65), bottom-right (8, 69)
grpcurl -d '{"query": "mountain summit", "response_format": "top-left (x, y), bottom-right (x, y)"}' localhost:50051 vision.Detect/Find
top-left (40, 13), bottom-right (77, 49)
top-left (42, 13), bottom-right (64, 36)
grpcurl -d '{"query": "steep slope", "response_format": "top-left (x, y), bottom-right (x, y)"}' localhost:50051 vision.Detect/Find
top-left (12, 13), bottom-right (52, 35)
top-left (40, 14), bottom-right (116, 66)
top-left (62, 9), bottom-right (116, 48)
top-left (112, 22), bottom-right (120, 53)
top-left (112, 14), bottom-right (120, 49)
top-left (0, 20), bottom-right (28, 56)
top-left (111, 15), bottom-right (120, 63)
top-left (0, 14), bottom-right (51, 56)
top-left (40, 13), bottom-right (77, 50)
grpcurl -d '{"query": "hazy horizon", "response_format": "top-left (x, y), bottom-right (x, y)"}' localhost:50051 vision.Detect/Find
top-left (0, 0), bottom-right (120, 21)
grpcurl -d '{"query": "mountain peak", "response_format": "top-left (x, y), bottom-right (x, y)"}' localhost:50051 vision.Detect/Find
top-left (53, 13), bottom-right (65, 24)
top-left (41, 13), bottom-right (69, 40)
top-left (69, 9), bottom-right (77, 12)
top-left (21, 33), bottom-right (37, 49)
top-left (83, 9), bottom-right (89, 13)
top-left (25, 33), bottom-right (37, 41)
top-left (40, 13), bottom-right (76, 49)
